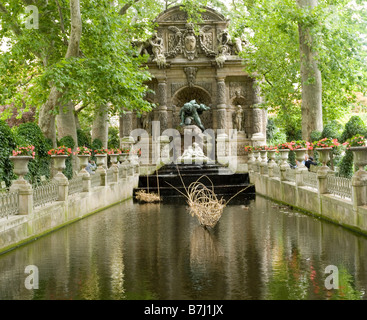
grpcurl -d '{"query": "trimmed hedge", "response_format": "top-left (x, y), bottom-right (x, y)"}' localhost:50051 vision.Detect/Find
top-left (0, 120), bottom-right (16, 187)
top-left (58, 135), bottom-right (76, 179)
top-left (339, 116), bottom-right (367, 178)
top-left (12, 122), bottom-right (52, 184)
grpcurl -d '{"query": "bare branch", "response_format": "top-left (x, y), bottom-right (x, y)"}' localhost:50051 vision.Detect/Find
top-left (118, 0), bottom-right (140, 16)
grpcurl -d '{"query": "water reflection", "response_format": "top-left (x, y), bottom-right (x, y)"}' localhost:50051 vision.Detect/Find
top-left (0, 197), bottom-right (366, 300)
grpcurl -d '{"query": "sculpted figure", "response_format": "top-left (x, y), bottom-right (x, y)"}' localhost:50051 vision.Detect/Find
top-left (235, 105), bottom-right (244, 132)
top-left (149, 32), bottom-right (166, 68)
top-left (179, 100), bottom-right (210, 132)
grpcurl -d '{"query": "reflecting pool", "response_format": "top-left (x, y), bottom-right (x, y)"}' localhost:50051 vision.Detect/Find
top-left (0, 196), bottom-right (366, 300)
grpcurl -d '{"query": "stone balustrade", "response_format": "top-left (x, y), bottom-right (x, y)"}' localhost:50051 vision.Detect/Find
top-left (0, 154), bottom-right (140, 218)
top-left (248, 147), bottom-right (367, 235)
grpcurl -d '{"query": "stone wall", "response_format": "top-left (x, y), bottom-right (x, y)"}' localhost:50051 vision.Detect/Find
top-left (0, 174), bottom-right (139, 254)
top-left (250, 172), bottom-right (367, 236)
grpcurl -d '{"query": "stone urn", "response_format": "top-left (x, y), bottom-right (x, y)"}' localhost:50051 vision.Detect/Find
top-left (294, 148), bottom-right (308, 170)
top-left (77, 155), bottom-right (90, 172)
top-left (350, 146), bottom-right (367, 171)
top-left (119, 153), bottom-right (129, 165)
top-left (10, 156), bottom-right (32, 180)
top-left (247, 152), bottom-right (255, 171)
top-left (52, 155), bottom-right (68, 175)
top-left (260, 150), bottom-right (267, 164)
top-left (109, 154), bottom-right (119, 166)
top-left (316, 148), bottom-right (332, 167)
top-left (253, 151), bottom-right (260, 172)
top-left (267, 150), bottom-right (276, 164)
top-left (279, 149), bottom-right (290, 166)
top-left (95, 154), bottom-right (107, 168)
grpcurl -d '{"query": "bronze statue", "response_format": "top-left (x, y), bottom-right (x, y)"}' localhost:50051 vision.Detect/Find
top-left (179, 100), bottom-right (210, 131)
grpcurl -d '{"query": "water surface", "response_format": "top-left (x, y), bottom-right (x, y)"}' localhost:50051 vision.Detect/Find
top-left (0, 196), bottom-right (366, 300)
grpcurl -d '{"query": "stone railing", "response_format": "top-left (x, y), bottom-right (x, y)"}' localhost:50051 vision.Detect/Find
top-left (248, 149), bottom-right (355, 200)
top-left (301, 171), bottom-right (318, 190)
top-left (0, 190), bottom-right (19, 219)
top-left (327, 175), bottom-right (352, 199)
top-left (33, 181), bottom-right (59, 208)
top-left (0, 154), bottom-right (140, 219)
top-left (248, 146), bottom-right (367, 235)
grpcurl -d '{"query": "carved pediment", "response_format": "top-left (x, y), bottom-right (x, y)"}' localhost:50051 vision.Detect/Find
top-left (155, 5), bottom-right (227, 23)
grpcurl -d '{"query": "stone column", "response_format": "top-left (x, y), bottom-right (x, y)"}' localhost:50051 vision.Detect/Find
top-left (317, 166), bottom-right (329, 194)
top-left (10, 180), bottom-right (33, 215)
top-left (157, 78), bottom-right (168, 135)
top-left (216, 77), bottom-right (228, 164)
top-left (216, 77), bottom-right (227, 131)
top-left (158, 135), bottom-right (170, 165)
top-left (53, 173), bottom-right (69, 201)
top-left (352, 171), bottom-right (367, 210)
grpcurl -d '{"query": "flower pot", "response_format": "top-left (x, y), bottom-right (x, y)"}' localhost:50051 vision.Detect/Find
top-left (52, 155), bottom-right (68, 173)
top-left (279, 149), bottom-right (290, 165)
top-left (77, 155), bottom-right (90, 170)
top-left (109, 154), bottom-right (119, 165)
top-left (267, 150), bottom-right (277, 165)
top-left (10, 156), bottom-right (32, 180)
top-left (119, 153), bottom-right (129, 164)
top-left (316, 148), bottom-right (332, 167)
top-left (294, 148), bottom-right (307, 170)
top-left (350, 146), bottom-right (367, 171)
top-left (95, 154), bottom-right (107, 168)
top-left (260, 150), bottom-right (267, 163)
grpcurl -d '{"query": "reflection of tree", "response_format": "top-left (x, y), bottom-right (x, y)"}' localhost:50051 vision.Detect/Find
top-left (266, 246), bottom-right (309, 300)
top-left (189, 226), bottom-right (223, 272)
top-left (327, 266), bottom-right (363, 300)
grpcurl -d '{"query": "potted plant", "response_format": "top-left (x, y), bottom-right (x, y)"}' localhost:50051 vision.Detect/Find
top-left (277, 142), bottom-right (292, 166)
top-left (10, 145), bottom-right (35, 180)
top-left (291, 140), bottom-right (312, 170)
top-left (313, 138), bottom-right (340, 168)
top-left (93, 148), bottom-right (109, 167)
top-left (345, 134), bottom-right (367, 171)
top-left (266, 145), bottom-right (277, 164)
top-left (48, 146), bottom-right (73, 173)
top-left (108, 148), bottom-right (121, 165)
top-left (74, 146), bottom-right (92, 171)
top-left (119, 147), bottom-right (130, 164)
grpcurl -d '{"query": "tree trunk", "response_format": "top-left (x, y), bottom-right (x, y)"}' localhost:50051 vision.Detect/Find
top-left (56, 101), bottom-right (79, 177)
top-left (91, 104), bottom-right (109, 148)
top-left (38, 0), bottom-right (82, 146)
top-left (38, 86), bottom-right (61, 147)
top-left (56, 101), bottom-right (78, 143)
top-left (296, 0), bottom-right (323, 141)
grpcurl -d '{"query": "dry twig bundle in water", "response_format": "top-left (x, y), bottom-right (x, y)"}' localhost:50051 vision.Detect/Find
top-left (166, 168), bottom-right (251, 229)
top-left (135, 190), bottom-right (162, 203)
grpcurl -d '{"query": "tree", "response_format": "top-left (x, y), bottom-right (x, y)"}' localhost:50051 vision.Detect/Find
top-left (230, 0), bottom-right (367, 140)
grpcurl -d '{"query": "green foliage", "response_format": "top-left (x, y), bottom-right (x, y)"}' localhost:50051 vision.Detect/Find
top-left (339, 149), bottom-right (354, 178)
top-left (230, 0), bottom-right (367, 135)
top-left (321, 120), bottom-right (343, 140)
top-left (91, 138), bottom-right (103, 162)
top-left (310, 130), bottom-right (322, 143)
top-left (321, 120), bottom-right (344, 168)
top-left (340, 116), bottom-right (367, 143)
top-left (12, 122), bottom-right (52, 184)
top-left (57, 136), bottom-right (75, 179)
top-left (91, 138), bottom-right (103, 151)
top-left (108, 127), bottom-right (120, 149)
top-left (0, 120), bottom-right (16, 187)
top-left (339, 116), bottom-right (367, 177)
top-left (77, 128), bottom-right (91, 148)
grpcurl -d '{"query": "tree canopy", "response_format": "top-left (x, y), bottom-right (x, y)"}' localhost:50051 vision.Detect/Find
top-left (0, 0), bottom-right (366, 142)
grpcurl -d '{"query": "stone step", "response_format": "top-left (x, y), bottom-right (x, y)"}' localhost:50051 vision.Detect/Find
top-left (133, 184), bottom-right (255, 200)
top-left (138, 173), bottom-right (249, 188)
